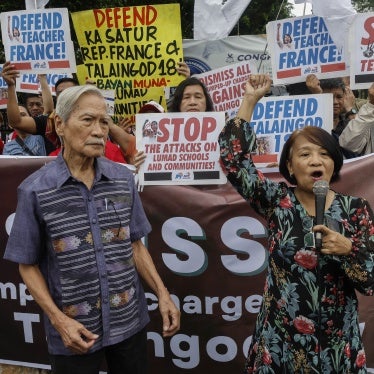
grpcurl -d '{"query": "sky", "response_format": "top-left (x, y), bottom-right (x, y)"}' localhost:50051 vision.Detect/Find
top-left (289, 0), bottom-right (312, 17)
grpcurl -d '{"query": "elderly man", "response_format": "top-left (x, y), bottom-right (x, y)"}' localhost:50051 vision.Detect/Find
top-left (4, 85), bottom-right (180, 374)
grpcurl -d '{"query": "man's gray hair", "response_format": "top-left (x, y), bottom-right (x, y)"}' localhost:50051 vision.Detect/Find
top-left (55, 85), bottom-right (105, 122)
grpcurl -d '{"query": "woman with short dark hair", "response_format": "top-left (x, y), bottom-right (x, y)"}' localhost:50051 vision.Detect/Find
top-left (219, 74), bottom-right (374, 373)
top-left (279, 125), bottom-right (343, 186)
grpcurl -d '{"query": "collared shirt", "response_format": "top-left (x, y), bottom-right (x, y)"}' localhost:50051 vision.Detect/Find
top-left (4, 154), bottom-right (151, 355)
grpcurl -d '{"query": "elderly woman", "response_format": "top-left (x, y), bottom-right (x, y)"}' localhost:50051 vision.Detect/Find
top-left (170, 77), bottom-right (214, 113)
top-left (219, 74), bottom-right (374, 373)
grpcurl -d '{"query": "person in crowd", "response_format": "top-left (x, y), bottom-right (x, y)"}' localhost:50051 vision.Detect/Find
top-left (24, 93), bottom-right (48, 118)
top-left (48, 128), bottom-right (129, 163)
top-left (24, 74), bottom-right (54, 118)
top-left (219, 74), bottom-right (374, 373)
top-left (1, 62), bottom-right (137, 163)
top-left (307, 74), bottom-right (362, 117)
top-left (1, 62), bottom-right (66, 153)
top-left (139, 100), bottom-right (165, 115)
top-left (306, 75), bottom-right (359, 158)
top-left (3, 105), bottom-right (46, 156)
top-left (339, 81), bottom-right (374, 156)
top-left (23, 73), bottom-right (55, 119)
top-left (53, 77), bottom-right (80, 99)
top-left (306, 75), bottom-right (358, 122)
top-left (48, 76), bottom-right (135, 164)
top-left (52, 80), bottom-right (142, 168)
top-left (341, 76), bottom-right (367, 112)
top-left (170, 77), bottom-right (214, 113)
top-left (42, 77), bottom-right (81, 152)
top-left (3, 84), bottom-right (180, 374)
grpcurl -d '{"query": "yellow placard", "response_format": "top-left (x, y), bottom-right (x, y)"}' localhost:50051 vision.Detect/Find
top-left (71, 5), bottom-right (184, 118)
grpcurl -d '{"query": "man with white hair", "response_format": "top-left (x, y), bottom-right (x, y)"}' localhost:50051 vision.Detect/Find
top-left (4, 85), bottom-right (180, 374)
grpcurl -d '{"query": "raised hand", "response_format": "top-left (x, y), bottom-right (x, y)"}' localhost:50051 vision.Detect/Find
top-left (1, 61), bottom-right (20, 87)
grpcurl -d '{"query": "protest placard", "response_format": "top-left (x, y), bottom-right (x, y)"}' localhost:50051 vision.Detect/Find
top-left (194, 61), bottom-right (257, 119)
top-left (76, 63), bottom-right (168, 125)
top-left (0, 8), bottom-right (76, 73)
top-left (100, 89), bottom-right (116, 116)
top-left (71, 5), bottom-right (184, 120)
top-left (183, 35), bottom-right (270, 76)
top-left (249, 93), bottom-right (333, 166)
top-left (16, 72), bottom-right (72, 95)
top-left (136, 112), bottom-right (226, 185)
top-left (349, 12), bottom-right (374, 89)
top-left (0, 65), bottom-right (8, 109)
top-left (267, 16), bottom-right (349, 85)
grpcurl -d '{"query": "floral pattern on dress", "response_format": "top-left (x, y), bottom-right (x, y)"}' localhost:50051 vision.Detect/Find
top-left (219, 118), bottom-right (374, 373)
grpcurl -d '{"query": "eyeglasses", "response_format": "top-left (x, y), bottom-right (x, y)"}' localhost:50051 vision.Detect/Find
top-left (302, 216), bottom-right (315, 248)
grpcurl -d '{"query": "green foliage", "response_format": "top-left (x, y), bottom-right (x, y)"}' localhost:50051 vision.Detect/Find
top-left (234, 0), bottom-right (293, 36)
top-left (351, 0), bottom-right (374, 12)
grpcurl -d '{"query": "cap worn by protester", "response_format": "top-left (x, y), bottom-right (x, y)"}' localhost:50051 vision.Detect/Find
top-left (138, 100), bottom-right (165, 113)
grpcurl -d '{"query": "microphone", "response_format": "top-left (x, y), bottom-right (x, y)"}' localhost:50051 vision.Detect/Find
top-left (312, 180), bottom-right (329, 250)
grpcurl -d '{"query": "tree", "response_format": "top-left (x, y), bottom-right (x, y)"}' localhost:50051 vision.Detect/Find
top-left (232, 0), bottom-right (293, 36)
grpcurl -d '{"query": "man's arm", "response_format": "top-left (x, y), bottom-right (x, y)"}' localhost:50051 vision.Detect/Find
top-left (1, 61), bottom-right (38, 134)
top-left (339, 83), bottom-right (374, 155)
top-left (38, 74), bottom-right (54, 115)
top-left (108, 120), bottom-right (136, 161)
top-left (132, 240), bottom-right (180, 337)
top-left (305, 74), bottom-right (323, 94)
top-left (237, 74), bottom-right (272, 122)
top-left (19, 263), bottom-right (98, 353)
